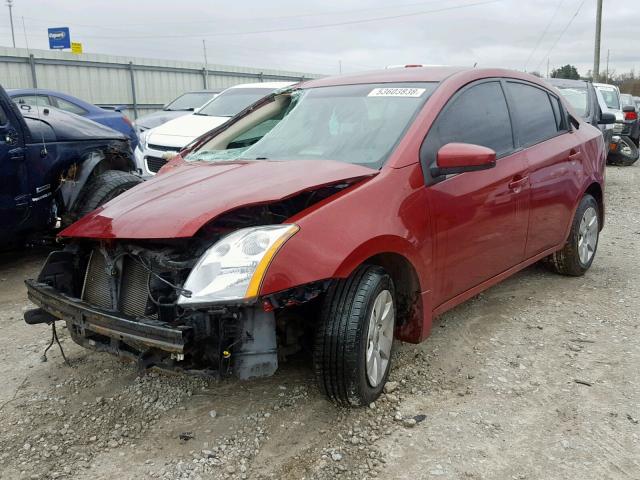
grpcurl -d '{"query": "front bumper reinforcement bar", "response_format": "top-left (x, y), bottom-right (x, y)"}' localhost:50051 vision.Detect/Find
top-left (25, 280), bottom-right (186, 354)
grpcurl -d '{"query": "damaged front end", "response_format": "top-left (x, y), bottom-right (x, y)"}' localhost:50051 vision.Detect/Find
top-left (26, 239), bottom-right (287, 379)
top-left (23, 182), bottom-right (356, 379)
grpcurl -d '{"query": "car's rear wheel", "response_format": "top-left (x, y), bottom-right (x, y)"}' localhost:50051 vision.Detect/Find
top-left (314, 265), bottom-right (395, 406)
top-left (74, 170), bottom-right (142, 221)
top-left (544, 194), bottom-right (600, 276)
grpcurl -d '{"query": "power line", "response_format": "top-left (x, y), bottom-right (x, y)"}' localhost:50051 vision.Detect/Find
top-left (534, 0), bottom-right (587, 73)
top-left (18, 0), bottom-right (480, 31)
top-left (84, 0), bottom-right (504, 40)
top-left (523, 0), bottom-right (565, 71)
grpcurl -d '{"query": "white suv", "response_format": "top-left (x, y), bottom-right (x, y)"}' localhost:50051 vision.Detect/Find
top-left (134, 82), bottom-right (294, 177)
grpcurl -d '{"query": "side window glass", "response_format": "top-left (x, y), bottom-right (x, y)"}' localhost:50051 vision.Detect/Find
top-left (14, 95), bottom-right (52, 107)
top-left (549, 94), bottom-right (566, 131)
top-left (54, 97), bottom-right (87, 115)
top-left (507, 82), bottom-right (559, 146)
top-left (423, 81), bottom-right (514, 166)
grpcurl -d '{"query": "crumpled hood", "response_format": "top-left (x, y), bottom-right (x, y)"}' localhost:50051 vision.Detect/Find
top-left (21, 107), bottom-right (126, 142)
top-left (61, 159), bottom-right (378, 239)
top-left (146, 114), bottom-right (229, 148)
top-left (134, 110), bottom-right (186, 130)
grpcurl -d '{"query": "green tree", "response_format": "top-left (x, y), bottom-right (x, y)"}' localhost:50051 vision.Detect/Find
top-left (551, 64), bottom-right (580, 80)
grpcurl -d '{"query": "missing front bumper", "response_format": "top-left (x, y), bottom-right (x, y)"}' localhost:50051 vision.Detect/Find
top-left (25, 279), bottom-right (187, 356)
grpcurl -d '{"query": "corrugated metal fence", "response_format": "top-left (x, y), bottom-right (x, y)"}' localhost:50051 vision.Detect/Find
top-left (0, 47), bottom-right (320, 119)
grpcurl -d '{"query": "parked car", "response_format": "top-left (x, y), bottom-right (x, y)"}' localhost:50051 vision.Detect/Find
top-left (619, 93), bottom-right (640, 144)
top-left (133, 90), bottom-right (221, 134)
top-left (134, 82), bottom-right (293, 177)
top-left (594, 83), bottom-right (639, 165)
top-left (0, 85), bottom-right (141, 248)
top-left (634, 96), bottom-right (640, 112)
top-left (25, 67), bottom-right (605, 406)
top-left (546, 78), bottom-right (615, 146)
top-left (8, 88), bottom-right (139, 149)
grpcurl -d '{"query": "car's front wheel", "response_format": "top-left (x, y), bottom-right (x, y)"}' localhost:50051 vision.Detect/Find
top-left (74, 170), bottom-right (142, 221)
top-left (544, 194), bottom-right (600, 276)
top-left (314, 265), bottom-right (395, 406)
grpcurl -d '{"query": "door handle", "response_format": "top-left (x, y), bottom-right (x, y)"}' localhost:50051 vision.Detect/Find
top-left (508, 176), bottom-right (528, 191)
top-left (569, 148), bottom-right (582, 160)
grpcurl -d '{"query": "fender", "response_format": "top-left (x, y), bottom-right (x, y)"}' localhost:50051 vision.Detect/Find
top-left (58, 147), bottom-right (137, 214)
top-left (59, 151), bottom-right (105, 212)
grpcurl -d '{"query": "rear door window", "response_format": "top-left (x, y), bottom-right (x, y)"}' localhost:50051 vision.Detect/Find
top-left (422, 81), bottom-right (514, 168)
top-left (507, 82), bottom-right (560, 146)
top-left (548, 94), bottom-right (567, 131)
top-left (53, 97), bottom-right (88, 115)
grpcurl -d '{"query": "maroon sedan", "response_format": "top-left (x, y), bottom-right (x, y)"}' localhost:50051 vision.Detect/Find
top-left (25, 66), bottom-right (605, 406)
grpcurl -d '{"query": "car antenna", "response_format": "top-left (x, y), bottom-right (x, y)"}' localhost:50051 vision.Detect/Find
top-left (21, 16), bottom-right (48, 156)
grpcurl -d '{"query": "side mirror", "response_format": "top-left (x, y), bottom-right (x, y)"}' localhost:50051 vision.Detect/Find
top-left (622, 105), bottom-right (636, 113)
top-left (431, 143), bottom-right (496, 177)
top-left (599, 112), bottom-right (616, 125)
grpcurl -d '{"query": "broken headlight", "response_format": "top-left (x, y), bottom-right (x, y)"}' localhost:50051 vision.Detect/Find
top-left (178, 225), bottom-right (298, 305)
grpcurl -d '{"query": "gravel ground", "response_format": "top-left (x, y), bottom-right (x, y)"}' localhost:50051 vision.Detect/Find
top-left (0, 165), bottom-right (638, 480)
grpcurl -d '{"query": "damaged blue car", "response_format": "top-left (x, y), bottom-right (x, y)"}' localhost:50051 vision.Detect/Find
top-left (0, 85), bottom-right (141, 247)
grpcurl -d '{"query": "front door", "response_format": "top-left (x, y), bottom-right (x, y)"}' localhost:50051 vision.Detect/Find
top-left (0, 98), bottom-right (29, 241)
top-left (420, 80), bottom-right (530, 306)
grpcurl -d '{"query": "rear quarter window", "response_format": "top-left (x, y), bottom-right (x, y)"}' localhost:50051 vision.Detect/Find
top-left (507, 82), bottom-right (560, 146)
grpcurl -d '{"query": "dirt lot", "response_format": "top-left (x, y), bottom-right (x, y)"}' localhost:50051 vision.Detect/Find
top-left (1, 165), bottom-right (639, 480)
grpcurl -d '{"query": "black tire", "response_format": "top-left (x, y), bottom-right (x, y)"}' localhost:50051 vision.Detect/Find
top-left (314, 265), bottom-right (395, 406)
top-left (74, 170), bottom-right (142, 220)
top-left (544, 194), bottom-right (600, 276)
top-left (608, 136), bottom-right (638, 166)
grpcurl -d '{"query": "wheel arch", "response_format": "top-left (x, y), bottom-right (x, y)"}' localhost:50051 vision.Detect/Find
top-left (362, 252), bottom-right (425, 344)
top-left (59, 147), bottom-right (135, 214)
top-left (331, 236), bottom-right (430, 344)
top-left (584, 181), bottom-right (604, 230)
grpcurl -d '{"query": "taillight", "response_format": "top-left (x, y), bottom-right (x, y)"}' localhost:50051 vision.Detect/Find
top-left (624, 111), bottom-right (638, 121)
top-left (122, 115), bottom-right (133, 126)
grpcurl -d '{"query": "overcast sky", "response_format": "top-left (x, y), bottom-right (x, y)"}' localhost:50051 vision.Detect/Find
top-left (1, 0), bottom-right (638, 77)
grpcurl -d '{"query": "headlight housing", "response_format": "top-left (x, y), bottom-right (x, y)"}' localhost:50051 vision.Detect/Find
top-left (137, 128), bottom-right (149, 150)
top-left (177, 224), bottom-right (299, 306)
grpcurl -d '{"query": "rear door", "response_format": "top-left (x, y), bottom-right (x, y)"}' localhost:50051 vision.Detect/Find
top-left (421, 80), bottom-right (530, 306)
top-left (505, 81), bottom-right (581, 257)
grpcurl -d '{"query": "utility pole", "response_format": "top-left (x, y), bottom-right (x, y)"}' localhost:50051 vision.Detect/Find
top-left (606, 48), bottom-right (610, 82)
top-left (546, 58), bottom-right (550, 78)
top-left (202, 39), bottom-right (208, 89)
top-left (7, 0), bottom-right (15, 48)
top-left (593, 0), bottom-right (603, 81)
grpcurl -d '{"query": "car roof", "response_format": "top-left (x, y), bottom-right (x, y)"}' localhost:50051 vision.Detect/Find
top-left (593, 82), bottom-right (618, 90)
top-left (545, 78), bottom-right (588, 88)
top-left (303, 66), bottom-right (469, 88)
top-left (228, 81), bottom-right (295, 90)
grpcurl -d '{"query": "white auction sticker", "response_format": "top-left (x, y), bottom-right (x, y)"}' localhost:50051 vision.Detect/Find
top-left (368, 87), bottom-right (426, 97)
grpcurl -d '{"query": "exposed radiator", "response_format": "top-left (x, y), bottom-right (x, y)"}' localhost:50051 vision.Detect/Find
top-left (82, 250), bottom-right (113, 310)
top-left (81, 249), bottom-right (151, 318)
top-left (120, 256), bottom-right (151, 317)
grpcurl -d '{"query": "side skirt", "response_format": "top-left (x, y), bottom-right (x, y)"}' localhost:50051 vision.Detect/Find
top-left (432, 244), bottom-right (562, 317)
